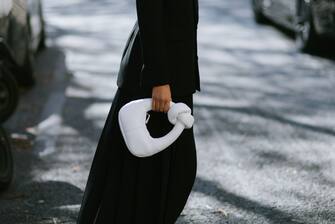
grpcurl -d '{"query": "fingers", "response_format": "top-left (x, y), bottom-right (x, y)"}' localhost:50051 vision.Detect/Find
top-left (159, 99), bottom-right (165, 112)
top-left (163, 100), bottom-right (170, 112)
top-left (152, 84), bottom-right (172, 113)
top-left (152, 99), bottom-right (156, 112)
top-left (152, 97), bottom-right (170, 112)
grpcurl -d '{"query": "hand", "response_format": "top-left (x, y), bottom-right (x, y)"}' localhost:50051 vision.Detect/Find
top-left (152, 84), bottom-right (172, 113)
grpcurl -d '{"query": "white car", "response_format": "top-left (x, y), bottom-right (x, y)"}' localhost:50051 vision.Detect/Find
top-left (0, 0), bottom-right (46, 86)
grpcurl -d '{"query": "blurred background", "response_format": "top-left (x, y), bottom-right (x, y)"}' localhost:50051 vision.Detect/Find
top-left (0, 0), bottom-right (335, 223)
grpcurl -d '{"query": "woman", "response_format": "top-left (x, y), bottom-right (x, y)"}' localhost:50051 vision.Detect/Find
top-left (76, 0), bottom-right (201, 223)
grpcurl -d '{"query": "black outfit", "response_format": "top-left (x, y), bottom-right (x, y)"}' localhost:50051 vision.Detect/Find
top-left (117, 0), bottom-right (200, 96)
top-left (77, 0), bottom-right (200, 223)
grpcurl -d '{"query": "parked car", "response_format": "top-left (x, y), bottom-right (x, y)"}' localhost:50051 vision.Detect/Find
top-left (252, 0), bottom-right (335, 52)
top-left (0, 0), bottom-right (46, 191)
top-left (0, 0), bottom-right (46, 87)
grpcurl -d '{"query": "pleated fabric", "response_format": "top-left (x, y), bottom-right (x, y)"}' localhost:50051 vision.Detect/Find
top-left (76, 87), bottom-right (197, 224)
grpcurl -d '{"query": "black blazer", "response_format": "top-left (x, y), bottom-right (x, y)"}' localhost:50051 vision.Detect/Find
top-left (116, 0), bottom-right (200, 97)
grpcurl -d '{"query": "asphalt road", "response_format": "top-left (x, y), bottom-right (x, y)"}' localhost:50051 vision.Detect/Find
top-left (1, 0), bottom-right (335, 223)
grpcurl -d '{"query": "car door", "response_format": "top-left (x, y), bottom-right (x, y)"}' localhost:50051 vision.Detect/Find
top-left (275, 0), bottom-right (296, 29)
top-left (260, 0), bottom-right (277, 18)
top-left (9, 0), bottom-right (27, 65)
top-left (0, 0), bottom-right (13, 18)
top-left (260, 0), bottom-right (287, 24)
top-left (0, 0), bottom-right (12, 37)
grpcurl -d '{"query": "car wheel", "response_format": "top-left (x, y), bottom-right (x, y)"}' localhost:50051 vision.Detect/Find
top-left (0, 127), bottom-right (14, 191)
top-left (0, 64), bottom-right (19, 123)
top-left (252, 0), bottom-right (267, 24)
top-left (295, 0), bottom-right (319, 52)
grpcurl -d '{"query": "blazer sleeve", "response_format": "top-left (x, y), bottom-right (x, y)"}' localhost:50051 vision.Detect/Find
top-left (135, 0), bottom-right (170, 88)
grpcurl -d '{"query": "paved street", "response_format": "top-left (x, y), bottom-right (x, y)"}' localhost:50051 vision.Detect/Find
top-left (1, 0), bottom-right (335, 223)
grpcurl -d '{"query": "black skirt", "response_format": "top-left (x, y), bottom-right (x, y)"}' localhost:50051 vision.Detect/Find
top-left (76, 87), bottom-right (197, 224)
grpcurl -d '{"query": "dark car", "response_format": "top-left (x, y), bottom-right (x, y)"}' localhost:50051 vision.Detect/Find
top-left (252, 0), bottom-right (335, 52)
top-left (0, 0), bottom-right (46, 87)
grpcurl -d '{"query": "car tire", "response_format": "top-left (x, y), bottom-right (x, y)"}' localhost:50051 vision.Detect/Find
top-left (295, 0), bottom-right (320, 52)
top-left (0, 127), bottom-right (14, 191)
top-left (0, 64), bottom-right (19, 123)
top-left (252, 0), bottom-right (267, 24)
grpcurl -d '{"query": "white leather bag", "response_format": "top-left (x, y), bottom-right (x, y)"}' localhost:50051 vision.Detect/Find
top-left (118, 98), bottom-right (194, 157)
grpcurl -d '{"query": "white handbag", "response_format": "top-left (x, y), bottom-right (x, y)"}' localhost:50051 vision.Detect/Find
top-left (118, 98), bottom-right (194, 157)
